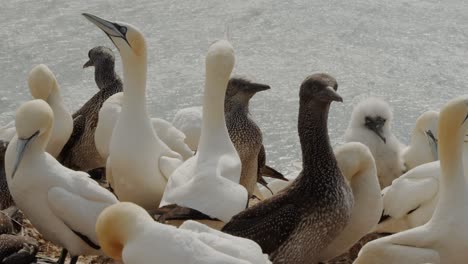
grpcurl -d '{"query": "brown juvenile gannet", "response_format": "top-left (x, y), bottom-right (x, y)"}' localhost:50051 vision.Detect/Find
top-left (222, 73), bottom-right (353, 264)
top-left (225, 77), bottom-right (286, 196)
top-left (0, 207), bottom-right (39, 264)
top-left (0, 140), bottom-right (14, 210)
top-left (57, 46), bottom-right (122, 172)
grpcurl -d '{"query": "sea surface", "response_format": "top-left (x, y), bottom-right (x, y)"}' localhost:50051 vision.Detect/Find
top-left (1, 0), bottom-right (467, 175)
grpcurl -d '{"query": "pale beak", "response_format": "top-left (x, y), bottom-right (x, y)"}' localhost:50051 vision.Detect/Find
top-left (82, 13), bottom-right (125, 39)
top-left (11, 131), bottom-right (39, 178)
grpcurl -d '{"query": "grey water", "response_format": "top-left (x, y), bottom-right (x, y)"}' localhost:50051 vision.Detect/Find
top-left (1, 0), bottom-right (467, 175)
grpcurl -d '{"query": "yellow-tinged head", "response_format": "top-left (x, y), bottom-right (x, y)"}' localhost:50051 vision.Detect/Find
top-left (205, 39), bottom-right (235, 81)
top-left (11, 99), bottom-right (53, 178)
top-left (27, 64), bottom-right (57, 100)
top-left (96, 202), bottom-right (152, 261)
top-left (82, 13), bottom-right (147, 59)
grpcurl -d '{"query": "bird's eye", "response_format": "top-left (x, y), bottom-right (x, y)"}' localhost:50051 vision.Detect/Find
top-left (120, 26), bottom-right (127, 35)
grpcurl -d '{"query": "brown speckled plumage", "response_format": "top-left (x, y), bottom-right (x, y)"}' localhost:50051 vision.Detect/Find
top-left (0, 234), bottom-right (38, 264)
top-left (222, 73), bottom-right (353, 264)
top-left (57, 47), bottom-right (122, 171)
top-left (225, 78), bottom-right (270, 195)
top-left (0, 140), bottom-right (14, 210)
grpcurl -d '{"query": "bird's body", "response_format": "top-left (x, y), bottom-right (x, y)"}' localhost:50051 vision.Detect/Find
top-left (344, 97), bottom-right (405, 188)
top-left (160, 39), bottom-right (247, 223)
top-left (83, 14), bottom-right (184, 209)
top-left (223, 73), bottom-right (352, 264)
top-left (5, 99), bottom-right (118, 263)
top-left (96, 202), bottom-right (271, 264)
top-left (95, 92), bottom-right (193, 161)
top-left (225, 77), bottom-right (272, 195)
top-left (355, 95), bottom-right (468, 264)
top-left (318, 142), bottom-right (381, 262)
top-left (402, 111), bottom-right (439, 170)
top-left (0, 140), bottom-right (14, 209)
top-left (172, 106), bottom-right (203, 152)
top-left (58, 46), bottom-right (122, 172)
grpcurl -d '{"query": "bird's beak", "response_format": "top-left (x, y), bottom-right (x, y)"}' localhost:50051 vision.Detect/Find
top-left (246, 82), bottom-right (271, 93)
top-left (83, 60), bottom-right (93, 68)
top-left (425, 130), bottom-right (438, 160)
top-left (82, 13), bottom-right (125, 39)
top-left (323, 86), bottom-right (343, 102)
top-left (366, 119), bottom-right (386, 144)
top-left (11, 131), bottom-right (39, 178)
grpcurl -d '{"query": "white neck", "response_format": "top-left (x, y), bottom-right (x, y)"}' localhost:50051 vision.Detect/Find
top-left (197, 70), bottom-right (231, 159)
top-left (121, 54), bottom-right (148, 115)
top-left (434, 125), bottom-right (467, 217)
top-left (46, 86), bottom-right (64, 107)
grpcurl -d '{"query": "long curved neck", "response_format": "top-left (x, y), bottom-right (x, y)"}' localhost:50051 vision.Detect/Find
top-left (95, 62), bottom-right (119, 90)
top-left (197, 71), bottom-right (231, 158)
top-left (121, 53), bottom-right (147, 115)
top-left (298, 100), bottom-right (336, 170)
top-left (438, 124), bottom-right (466, 206)
top-left (46, 86), bottom-right (64, 107)
top-left (225, 99), bottom-right (249, 115)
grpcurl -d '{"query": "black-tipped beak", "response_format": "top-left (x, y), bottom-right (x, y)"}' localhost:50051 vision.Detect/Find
top-left (365, 117), bottom-right (386, 144)
top-left (11, 131), bottom-right (39, 178)
top-left (83, 60), bottom-right (93, 68)
top-left (324, 86), bottom-right (343, 102)
top-left (246, 82), bottom-right (270, 93)
top-left (425, 130), bottom-right (438, 160)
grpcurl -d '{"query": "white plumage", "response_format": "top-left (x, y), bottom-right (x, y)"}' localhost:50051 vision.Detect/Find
top-left (96, 202), bottom-right (270, 264)
top-left (355, 95), bottom-right (468, 264)
top-left (83, 14), bottom-right (184, 209)
top-left (5, 99), bottom-right (117, 260)
top-left (160, 39), bottom-right (248, 223)
top-left (402, 110), bottom-right (439, 171)
top-left (0, 64), bottom-right (72, 158)
top-left (344, 97), bottom-right (405, 188)
top-left (172, 106), bottom-right (203, 152)
top-left (95, 92), bottom-right (193, 161)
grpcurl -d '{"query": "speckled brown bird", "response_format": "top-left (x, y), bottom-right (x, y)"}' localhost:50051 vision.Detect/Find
top-left (0, 140), bottom-right (14, 210)
top-left (222, 73), bottom-right (353, 264)
top-left (0, 207), bottom-right (38, 264)
top-left (225, 77), bottom-right (286, 196)
top-left (57, 46), bottom-right (122, 172)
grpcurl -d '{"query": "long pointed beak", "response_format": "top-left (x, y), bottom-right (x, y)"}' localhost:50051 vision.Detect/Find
top-left (83, 60), bottom-right (93, 68)
top-left (82, 13), bottom-right (124, 39)
top-left (425, 130), bottom-right (438, 160)
top-left (325, 86), bottom-right (343, 102)
top-left (246, 83), bottom-right (270, 93)
top-left (11, 131), bottom-right (39, 178)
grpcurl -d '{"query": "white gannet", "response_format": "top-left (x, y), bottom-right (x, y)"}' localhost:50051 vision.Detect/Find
top-left (319, 142), bottom-right (382, 262)
top-left (344, 97), bottom-right (405, 188)
top-left (172, 106), bottom-right (203, 152)
top-left (95, 92), bottom-right (193, 161)
top-left (355, 95), bottom-right (468, 264)
top-left (0, 65), bottom-right (73, 158)
top-left (376, 161), bottom-right (440, 233)
top-left (82, 13), bottom-right (184, 209)
top-left (96, 202), bottom-right (271, 264)
top-left (159, 39), bottom-right (248, 223)
top-left (402, 110), bottom-right (439, 171)
top-left (4, 99), bottom-right (118, 264)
